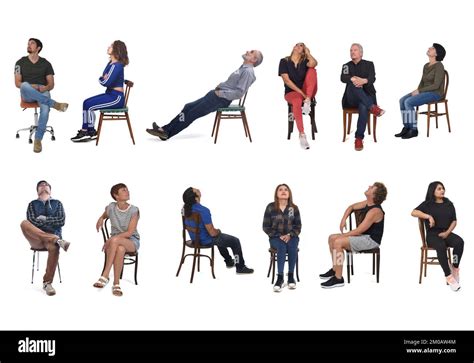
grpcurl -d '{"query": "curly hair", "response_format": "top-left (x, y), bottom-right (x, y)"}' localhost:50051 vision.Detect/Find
top-left (373, 182), bottom-right (387, 205)
top-left (112, 40), bottom-right (129, 66)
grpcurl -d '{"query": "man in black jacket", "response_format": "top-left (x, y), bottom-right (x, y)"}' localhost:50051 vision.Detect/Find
top-left (341, 43), bottom-right (385, 151)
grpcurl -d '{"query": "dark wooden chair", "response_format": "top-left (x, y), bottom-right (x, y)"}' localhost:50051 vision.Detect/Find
top-left (16, 100), bottom-right (55, 144)
top-left (96, 80), bottom-right (135, 145)
top-left (100, 218), bottom-right (139, 285)
top-left (267, 247), bottom-right (300, 284)
top-left (416, 70), bottom-right (451, 137)
top-left (211, 91), bottom-right (251, 144)
top-left (176, 212), bottom-right (216, 283)
top-left (342, 108), bottom-right (377, 143)
top-left (287, 97), bottom-right (317, 140)
top-left (345, 209), bottom-right (380, 283)
top-left (31, 247), bottom-right (62, 284)
top-left (418, 218), bottom-right (452, 284)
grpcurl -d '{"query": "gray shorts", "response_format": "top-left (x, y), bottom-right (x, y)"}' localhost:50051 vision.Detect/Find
top-left (349, 235), bottom-right (379, 252)
top-left (130, 235), bottom-right (140, 251)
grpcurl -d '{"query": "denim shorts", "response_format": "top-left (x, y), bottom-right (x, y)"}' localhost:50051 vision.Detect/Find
top-left (349, 235), bottom-right (379, 252)
top-left (130, 236), bottom-right (140, 251)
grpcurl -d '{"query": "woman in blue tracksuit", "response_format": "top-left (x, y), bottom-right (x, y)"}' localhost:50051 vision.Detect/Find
top-left (71, 40), bottom-right (129, 142)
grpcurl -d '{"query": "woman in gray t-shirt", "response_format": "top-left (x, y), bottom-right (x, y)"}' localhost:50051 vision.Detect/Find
top-left (93, 183), bottom-right (140, 296)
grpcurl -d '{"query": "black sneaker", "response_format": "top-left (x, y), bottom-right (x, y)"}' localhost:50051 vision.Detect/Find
top-left (236, 266), bottom-right (254, 274)
top-left (287, 272), bottom-right (296, 289)
top-left (319, 268), bottom-right (336, 280)
top-left (71, 129), bottom-right (90, 142)
top-left (225, 259), bottom-right (235, 268)
top-left (146, 123), bottom-right (168, 140)
top-left (88, 129), bottom-right (98, 140)
top-left (273, 274), bottom-right (284, 292)
top-left (321, 276), bottom-right (345, 289)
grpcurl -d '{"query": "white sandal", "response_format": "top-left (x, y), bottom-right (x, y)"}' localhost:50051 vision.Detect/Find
top-left (93, 276), bottom-right (109, 288)
top-left (112, 284), bottom-right (123, 297)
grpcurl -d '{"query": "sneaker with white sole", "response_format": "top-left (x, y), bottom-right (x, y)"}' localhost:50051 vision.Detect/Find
top-left (447, 276), bottom-right (460, 292)
top-left (299, 134), bottom-right (310, 150)
top-left (43, 282), bottom-right (56, 296)
top-left (287, 272), bottom-right (296, 289)
top-left (449, 264), bottom-right (460, 283)
top-left (319, 268), bottom-right (336, 280)
top-left (321, 276), bottom-right (345, 289)
top-left (273, 274), bottom-right (284, 292)
top-left (302, 99), bottom-right (311, 115)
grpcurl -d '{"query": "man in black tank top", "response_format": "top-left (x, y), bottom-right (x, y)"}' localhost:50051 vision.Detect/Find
top-left (320, 182), bottom-right (387, 288)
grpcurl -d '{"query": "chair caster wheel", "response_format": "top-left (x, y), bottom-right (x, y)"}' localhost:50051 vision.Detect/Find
top-left (51, 136), bottom-right (56, 141)
top-left (16, 134), bottom-right (20, 139)
top-left (28, 139), bottom-right (33, 144)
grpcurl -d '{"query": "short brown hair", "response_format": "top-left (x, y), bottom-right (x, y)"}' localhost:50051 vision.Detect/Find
top-left (373, 182), bottom-right (387, 205)
top-left (110, 183), bottom-right (127, 200)
top-left (112, 40), bottom-right (129, 66)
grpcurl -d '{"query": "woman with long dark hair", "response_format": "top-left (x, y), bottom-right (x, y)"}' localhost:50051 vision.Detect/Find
top-left (262, 184), bottom-right (301, 292)
top-left (412, 181), bottom-right (463, 291)
top-left (71, 40), bottom-right (129, 142)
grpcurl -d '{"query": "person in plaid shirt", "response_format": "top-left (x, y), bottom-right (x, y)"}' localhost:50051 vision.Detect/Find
top-left (263, 184), bottom-right (301, 292)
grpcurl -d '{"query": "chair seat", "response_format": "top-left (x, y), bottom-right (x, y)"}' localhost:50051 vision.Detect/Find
top-left (125, 251), bottom-right (138, 257)
top-left (343, 108), bottom-right (360, 113)
top-left (353, 247), bottom-right (380, 254)
top-left (30, 247), bottom-right (48, 252)
top-left (268, 247), bottom-right (300, 253)
top-left (185, 240), bottom-right (213, 248)
top-left (100, 107), bottom-right (128, 113)
top-left (217, 106), bottom-right (245, 112)
top-left (21, 101), bottom-right (39, 108)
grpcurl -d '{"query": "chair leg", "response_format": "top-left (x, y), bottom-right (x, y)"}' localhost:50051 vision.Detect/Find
top-left (213, 112), bottom-right (222, 144)
top-left (346, 251), bottom-right (351, 283)
top-left (373, 116), bottom-right (377, 142)
top-left (419, 249), bottom-right (424, 284)
top-left (134, 255), bottom-right (138, 285)
top-left (372, 253), bottom-right (375, 275)
top-left (426, 104), bottom-right (431, 137)
top-left (242, 111), bottom-right (252, 142)
top-left (267, 252), bottom-right (273, 278)
top-left (120, 263), bottom-right (124, 279)
top-left (31, 251), bottom-right (36, 284)
top-left (241, 113), bottom-right (248, 138)
top-left (348, 113), bottom-right (352, 136)
top-left (176, 244), bottom-right (186, 277)
top-left (96, 113), bottom-right (104, 145)
top-left (190, 248), bottom-right (198, 283)
top-left (211, 112), bottom-right (219, 137)
top-left (296, 253), bottom-right (300, 282)
top-left (445, 101), bottom-right (451, 132)
top-left (367, 115), bottom-right (371, 135)
top-left (350, 253), bottom-right (354, 275)
top-left (342, 111), bottom-right (347, 142)
top-left (211, 246), bottom-right (216, 279)
top-left (197, 247), bottom-right (201, 272)
top-left (424, 249), bottom-right (428, 277)
top-left (376, 252), bottom-right (380, 283)
top-left (310, 105), bottom-right (316, 140)
top-left (125, 112), bottom-right (136, 145)
top-left (287, 108), bottom-right (294, 140)
top-left (271, 253), bottom-right (276, 284)
top-left (435, 103), bottom-right (439, 129)
top-left (57, 263), bottom-right (62, 283)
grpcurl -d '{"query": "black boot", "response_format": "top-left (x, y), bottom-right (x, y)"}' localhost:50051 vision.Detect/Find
top-left (273, 274), bottom-right (284, 292)
top-left (394, 127), bottom-right (409, 137)
top-left (287, 272), bottom-right (296, 289)
top-left (402, 129), bottom-right (419, 139)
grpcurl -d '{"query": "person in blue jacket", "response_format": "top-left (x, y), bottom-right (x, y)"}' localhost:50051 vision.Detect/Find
top-left (71, 40), bottom-right (129, 142)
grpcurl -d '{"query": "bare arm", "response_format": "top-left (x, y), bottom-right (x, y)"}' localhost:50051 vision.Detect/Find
top-left (411, 209), bottom-right (435, 228)
top-left (339, 201), bottom-right (367, 232)
top-left (113, 213), bottom-right (139, 239)
top-left (15, 73), bottom-right (23, 88)
top-left (342, 208), bottom-right (382, 237)
top-left (96, 207), bottom-right (109, 232)
top-left (205, 223), bottom-right (221, 237)
top-left (305, 48), bottom-right (317, 68)
top-left (39, 74), bottom-right (54, 92)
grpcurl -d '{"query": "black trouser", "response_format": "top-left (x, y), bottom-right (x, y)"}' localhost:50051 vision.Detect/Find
top-left (426, 232), bottom-right (464, 276)
top-left (211, 233), bottom-right (246, 269)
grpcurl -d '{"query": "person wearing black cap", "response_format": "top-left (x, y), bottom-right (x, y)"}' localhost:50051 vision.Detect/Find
top-left (182, 187), bottom-right (254, 274)
top-left (20, 181), bottom-right (70, 296)
top-left (396, 43), bottom-right (446, 139)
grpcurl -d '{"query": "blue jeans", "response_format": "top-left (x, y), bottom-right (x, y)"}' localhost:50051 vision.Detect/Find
top-left (20, 82), bottom-right (56, 140)
top-left (211, 232), bottom-right (246, 269)
top-left (162, 90), bottom-right (231, 138)
top-left (399, 92), bottom-right (441, 129)
top-left (344, 83), bottom-right (376, 140)
top-left (270, 237), bottom-right (299, 274)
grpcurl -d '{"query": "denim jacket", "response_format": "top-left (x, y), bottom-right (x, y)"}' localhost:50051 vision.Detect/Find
top-left (26, 198), bottom-right (65, 237)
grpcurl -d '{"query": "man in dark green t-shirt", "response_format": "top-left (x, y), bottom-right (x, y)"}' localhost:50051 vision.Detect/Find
top-left (14, 38), bottom-right (69, 153)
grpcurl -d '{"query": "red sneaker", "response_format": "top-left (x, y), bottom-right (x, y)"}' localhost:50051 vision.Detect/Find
top-left (355, 138), bottom-right (363, 151)
top-left (370, 105), bottom-right (385, 117)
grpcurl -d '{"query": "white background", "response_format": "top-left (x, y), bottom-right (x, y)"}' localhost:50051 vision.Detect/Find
top-left (1, 0), bottom-right (472, 330)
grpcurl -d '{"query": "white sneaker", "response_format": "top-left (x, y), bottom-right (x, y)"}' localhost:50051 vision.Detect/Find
top-left (447, 276), bottom-right (460, 292)
top-left (302, 99), bottom-right (311, 115)
top-left (43, 283), bottom-right (56, 296)
top-left (449, 264), bottom-right (460, 283)
top-left (299, 134), bottom-right (310, 150)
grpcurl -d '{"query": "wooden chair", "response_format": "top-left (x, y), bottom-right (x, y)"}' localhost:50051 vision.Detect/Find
top-left (266, 247), bottom-right (300, 284)
top-left (100, 218), bottom-right (139, 285)
top-left (287, 97), bottom-right (318, 140)
top-left (176, 212), bottom-right (216, 283)
top-left (342, 108), bottom-right (377, 143)
top-left (31, 247), bottom-right (62, 284)
top-left (416, 70), bottom-right (451, 137)
top-left (211, 92), bottom-right (251, 144)
top-left (96, 80), bottom-right (135, 145)
top-left (418, 218), bottom-right (452, 284)
top-left (16, 100), bottom-right (55, 144)
top-left (345, 209), bottom-right (380, 283)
